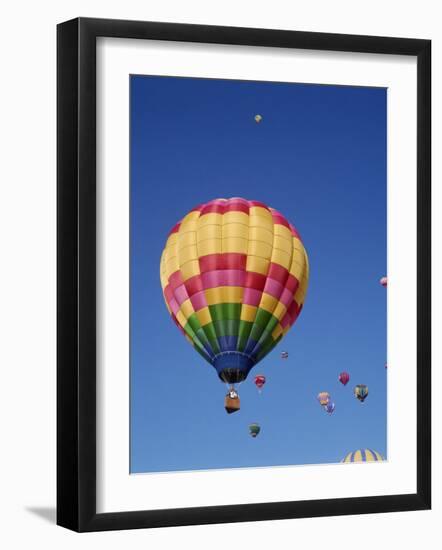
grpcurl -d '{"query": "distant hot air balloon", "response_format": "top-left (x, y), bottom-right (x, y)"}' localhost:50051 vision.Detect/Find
top-left (338, 372), bottom-right (350, 386)
top-left (317, 392), bottom-right (331, 406)
top-left (341, 449), bottom-right (384, 463)
top-left (385, 363), bottom-right (388, 369)
top-left (325, 401), bottom-right (335, 415)
top-left (254, 374), bottom-right (266, 392)
top-left (354, 384), bottom-right (369, 403)
top-left (281, 351), bottom-right (289, 359)
top-left (160, 198), bottom-right (309, 411)
top-left (249, 423), bottom-right (261, 438)
top-left (380, 276), bottom-right (388, 287)
top-left (254, 114), bottom-right (263, 123)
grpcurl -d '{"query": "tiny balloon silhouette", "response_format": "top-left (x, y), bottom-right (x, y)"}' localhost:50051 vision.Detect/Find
top-left (254, 114), bottom-right (263, 123)
top-left (249, 423), bottom-right (261, 438)
top-left (380, 276), bottom-right (387, 287)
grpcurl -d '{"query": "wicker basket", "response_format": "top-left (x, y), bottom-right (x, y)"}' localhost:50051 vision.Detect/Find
top-left (224, 394), bottom-right (240, 414)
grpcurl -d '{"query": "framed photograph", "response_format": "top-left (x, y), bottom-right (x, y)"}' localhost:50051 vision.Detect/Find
top-left (57, 17), bottom-right (431, 532)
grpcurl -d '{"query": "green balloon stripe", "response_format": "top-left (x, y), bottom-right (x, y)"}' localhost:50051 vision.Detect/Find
top-left (254, 308), bottom-right (273, 329)
top-left (183, 304), bottom-right (283, 361)
top-left (192, 340), bottom-right (212, 362)
top-left (208, 303), bottom-right (241, 321)
top-left (186, 313), bottom-right (202, 334)
top-left (255, 334), bottom-right (283, 361)
top-left (200, 323), bottom-right (220, 354)
top-left (237, 320), bottom-right (253, 351)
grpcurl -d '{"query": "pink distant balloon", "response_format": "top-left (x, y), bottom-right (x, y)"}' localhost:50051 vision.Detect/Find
top-left (338, 372), bottom-right (350, 386)
top-left (380, 276), bottom-right (388, 287)
top-left (254, 374), bottom-right (266, 390)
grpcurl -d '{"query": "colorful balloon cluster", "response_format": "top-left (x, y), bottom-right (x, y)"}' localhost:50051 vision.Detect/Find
top-left (317, 371), bottom-right (371, 417)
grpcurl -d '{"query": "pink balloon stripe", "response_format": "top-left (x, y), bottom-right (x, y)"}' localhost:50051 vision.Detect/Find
top-left (168, 297), bottom-right (180, 316)
top-left (242, 287), bottom-right (262, 306)
top-left (190, 290), bottom-right (208, 311)
top-left (279, 287), bottom-right (295, 308)
top-left (201, 269), bottom-right (246, 289)
top-left (173, 283), bottom-right (189, 306)
top-left (263, 277), bottom-right (285, 300)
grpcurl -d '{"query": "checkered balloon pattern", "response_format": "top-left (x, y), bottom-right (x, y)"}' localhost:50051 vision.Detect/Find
top-left (160, 198), bottom-right (309, 382)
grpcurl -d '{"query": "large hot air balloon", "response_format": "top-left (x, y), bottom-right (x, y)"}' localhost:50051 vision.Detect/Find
top-left (249, 423), bottom-right (261, 438)
top-left (354, 384), bottom-right (369, 403)
top-left (317, 391), bottom-right (330, 406)
top-left (380, 276), bottom-right (387, 287)
top-left (324, 401), bottom-right (335, 415)
top-left (254, 374), bottom-right (266, 392)
top-left (338, 371), bottom-right (350, 386)
top-left (160, 198), bottom-right (309, 410)
top-left (341, 449), bottom-right (384, 463)
top-left (254, 114), bottom-right (263, 123)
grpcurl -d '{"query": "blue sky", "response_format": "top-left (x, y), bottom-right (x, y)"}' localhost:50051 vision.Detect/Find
top-left (130, 75), bottom-right (387, 473)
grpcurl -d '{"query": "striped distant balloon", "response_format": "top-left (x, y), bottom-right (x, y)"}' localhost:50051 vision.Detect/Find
top-left (354, 384), bottom-right (369, 403)
top-left (341, 449), bottom-right (384, 463)
top-left (317, 391), bottom-right (331, 406)
top-left (160, 198), bottom-right (309, 385)
top-left (281, 351), bottom-right (289, 359)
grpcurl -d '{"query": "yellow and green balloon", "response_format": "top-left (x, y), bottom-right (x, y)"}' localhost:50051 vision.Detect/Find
top-left (160, 197), bottom-right (309, 384)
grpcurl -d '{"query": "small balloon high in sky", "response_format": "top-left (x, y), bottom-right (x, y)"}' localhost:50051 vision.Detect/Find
top-left (339, 371), bottom-right (350, 386)
top-left (317, 391), bottom-right (331, 407)
top-left (354, 384), bottom-right (369, 403)
top-left (254, 374), bottom-right (266, 393)
top-left (249, 423), bottom-right (261, 438)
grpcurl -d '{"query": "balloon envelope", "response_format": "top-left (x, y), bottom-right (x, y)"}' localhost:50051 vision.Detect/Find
top-left (338, 371), bottom-right (350, 386)
top-left (249, 423), bottom-right (261, 437)
top-left (325, 401), bottom-right (335, 414)
top-left (354, 384), bottom-right (369, 402)
top-left (281, 351), bottom-right (289, 359)
top-left (380, 276), bottom-right (388, 287)
top-left (160, 198), bottom-right (309, 384)
top-left (317, 391), bottom-right (330, 406)
top-left (341, 449), bottom-right (384, 463)
top-left (254, 374), bottom-right (266, 389)
top-left (254, 114), bottom-right (262, 123)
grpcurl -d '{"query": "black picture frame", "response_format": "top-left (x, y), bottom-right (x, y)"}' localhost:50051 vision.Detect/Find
top-left (57, 17), bottom-right (431, 532)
